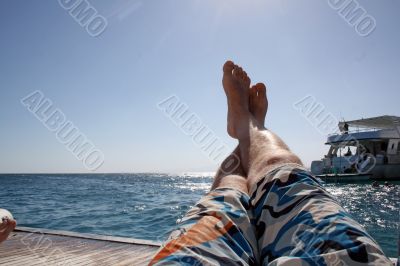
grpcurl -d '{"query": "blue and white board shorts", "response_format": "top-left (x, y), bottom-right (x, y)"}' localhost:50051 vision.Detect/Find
top-left (150, 164), bottom-right (392, 265)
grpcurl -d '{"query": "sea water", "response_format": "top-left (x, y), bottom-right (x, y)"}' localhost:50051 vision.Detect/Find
top-left (0, 173), bottom-right (398, 257)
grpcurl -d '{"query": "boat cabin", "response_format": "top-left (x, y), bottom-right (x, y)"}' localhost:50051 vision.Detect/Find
top-left (311, 116), bottom-right (400, 180)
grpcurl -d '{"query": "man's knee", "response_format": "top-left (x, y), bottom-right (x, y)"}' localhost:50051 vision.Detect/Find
top-left (266, 151), bottom-right (302, 166)
top-left (213, 174), bottom-right (248, 194)
top-left (254, 150), bottom-right (302, 175)
top-left (264, 150), bottom-right (303, 166)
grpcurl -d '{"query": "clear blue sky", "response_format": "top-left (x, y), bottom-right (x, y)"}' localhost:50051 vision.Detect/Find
top-left (0, 0), bottom-right (399, 173)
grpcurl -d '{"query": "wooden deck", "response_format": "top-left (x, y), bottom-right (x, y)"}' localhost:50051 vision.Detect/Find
top-left (1, 227), bottom-right (397, 265)
top-left (0, 227), bottom-right (161, 265)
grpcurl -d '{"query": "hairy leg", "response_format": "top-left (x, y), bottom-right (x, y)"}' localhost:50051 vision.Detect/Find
top-left (239, 119), bottom-right (302, 190)
top-left (212, 81), bottom-right (272, 194)
top-left (151, 148), bottom-right (258, 265)
top-left (246, 81), bottom-right (302, 189)
top-left (227, 61), bottom-right (389, 265)
top-left (211, 146), bottom-right (249, 194)
top-left (221, 60), bottom-right (301, 190)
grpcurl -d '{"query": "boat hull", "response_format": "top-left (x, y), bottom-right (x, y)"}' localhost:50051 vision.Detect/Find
top-left (369, 164), bottom-right (400, 180)
top-left (312, 160), bottom-right (400, 182)
top-left (316, 174), bottom-right (372, 183)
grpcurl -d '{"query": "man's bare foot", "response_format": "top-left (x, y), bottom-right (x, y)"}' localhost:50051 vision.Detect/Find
top-left (249, 83), bottom-right (268, 127)
top-left (222, 60), bottom-right (251, 139)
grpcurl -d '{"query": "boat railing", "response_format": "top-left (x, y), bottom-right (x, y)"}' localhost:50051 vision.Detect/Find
top-left (328, 127), bottom-right (381, 137)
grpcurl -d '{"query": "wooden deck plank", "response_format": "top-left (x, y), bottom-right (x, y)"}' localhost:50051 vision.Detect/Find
top-left (16, 227), bottom-right (160, 246)
top-left (35, 241), bottom-right (121, 265)
top-left (99, 246), bottom-right (158, 266)
top-left (0, 227), bottom-right (397, 265)
top-left (0, 254), bottom-right (46, 265)
top-left (33, 239), bottom-right (155, 266)
top-left (72, 245), bottom-right (134, 265)
top-left (37, 239), bottom-right (137, 266)
top-left (0, 238), bottom-right (156, 265)
top-left (81, 245), bottom-right (150, 265)
top-left (115, 250), bottom-right (158, 266)
top-left (0, 236), bottom-right (55, 263)
top-left (0, 227), bottom-right (160, 265)
top-left (0, 234), bottom-right (86, 257)
top-left (0, 234), bottom-right (102, 264)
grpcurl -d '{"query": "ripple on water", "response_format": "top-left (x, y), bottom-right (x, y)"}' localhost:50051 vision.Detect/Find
top-left (0, 174), bottom-right (398, 257)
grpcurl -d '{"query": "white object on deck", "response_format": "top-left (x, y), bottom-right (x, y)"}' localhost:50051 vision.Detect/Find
top-left (0, 209), bottom-right (13, 225)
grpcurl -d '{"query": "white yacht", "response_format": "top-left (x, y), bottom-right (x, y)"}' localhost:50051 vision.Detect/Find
top-left (311, 116), bottom-right (400, 182)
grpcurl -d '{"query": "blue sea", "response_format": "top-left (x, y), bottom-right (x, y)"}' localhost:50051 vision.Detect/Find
top-left (0, 174), bottom-right (398, 257)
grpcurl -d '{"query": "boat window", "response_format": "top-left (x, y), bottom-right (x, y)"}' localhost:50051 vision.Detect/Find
top-left (387, 140), bottom-right (400, 155)
top-left (381, 142), bottom-right (388, 151)
top-left (343, 146), bottom-right (357, 156)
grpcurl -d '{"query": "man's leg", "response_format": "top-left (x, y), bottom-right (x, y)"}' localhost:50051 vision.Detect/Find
top-left (210, 80), bottom-right (270, 193)
top-left (223, 60), bottom-right (391, 265)
top-left (210, 146), bottom-right (248, 194)
top-left (150, 62), bottom-right (273, 265)
top-left (221, 60), bottom-right (302, 184)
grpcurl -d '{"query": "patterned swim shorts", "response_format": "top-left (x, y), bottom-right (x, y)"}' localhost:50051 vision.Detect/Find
top-left (150, 165), bottom-right (391, 265)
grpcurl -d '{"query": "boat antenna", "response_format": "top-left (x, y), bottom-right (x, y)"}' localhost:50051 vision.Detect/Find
top-left (339, 112), bottom-right (345, 122)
